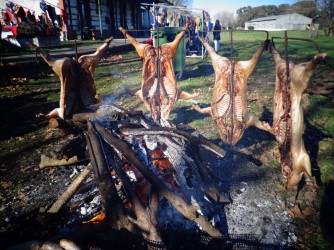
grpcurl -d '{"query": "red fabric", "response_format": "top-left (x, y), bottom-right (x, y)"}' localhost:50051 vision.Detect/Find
top-left (3, 25), bottom-right (17, 35)
top-left (6, 9), bottom-right (14, 22)
top-left (145, 38), bottom-right (153, 46)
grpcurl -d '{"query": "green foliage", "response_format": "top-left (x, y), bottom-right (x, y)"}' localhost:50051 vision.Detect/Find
top-left (236, 1), bottom-right (317, 27)
top-left (247, 26), bottom-right (254, 30)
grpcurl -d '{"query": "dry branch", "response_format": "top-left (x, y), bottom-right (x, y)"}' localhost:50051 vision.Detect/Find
top-left (39, 155), bottom-right (80, 169)
top-left (48, 166), bottom-right (92, 213)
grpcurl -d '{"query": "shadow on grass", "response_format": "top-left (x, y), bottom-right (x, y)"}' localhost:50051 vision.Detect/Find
top-left (0, 89), bottom-right (58, 140)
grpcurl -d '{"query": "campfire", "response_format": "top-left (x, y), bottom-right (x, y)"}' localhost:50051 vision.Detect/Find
top-left (11, 105), bottom-right (237, 249)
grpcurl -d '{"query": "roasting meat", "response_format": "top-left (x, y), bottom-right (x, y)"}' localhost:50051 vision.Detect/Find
top-left (119, 24), bottom-right (198, 121)
top-left (26, 37), bottom-right (113, 119)
top-left (193, 38), bottom-right (272, 146)
top-left (269, 42), bottom-right (327, 189)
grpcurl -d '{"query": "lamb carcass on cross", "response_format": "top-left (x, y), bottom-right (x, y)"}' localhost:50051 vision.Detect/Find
top-left (118, 23), bottom-right (198, 122)
top-left (193, 37), bottom-right (272, 146)
top-left (269, 42), bottom-right (327, 189)
top-left (26, 37), bottom-right (113, 120)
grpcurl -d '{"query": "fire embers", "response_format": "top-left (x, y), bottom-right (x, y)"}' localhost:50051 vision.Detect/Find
top-left (86, 108), bottom-right (228, 239)
top-left (193, 38), bottom-right (272, 146)
top-left (269, 42), bottom-right (327, 189)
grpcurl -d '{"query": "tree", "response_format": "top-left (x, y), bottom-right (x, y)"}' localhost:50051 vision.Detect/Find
top-left (236, 1), bottom-right (317, 28)
top-left (236, 5), bottom-right (279, 28)
top-left (316, 0), bottom-right (334, 36)
top-left (291, 1), bottom-right (317, 18)
top-left (171, 0), bottom-right (193, 7)
top-left (213, 11), bottom-right (236, 29)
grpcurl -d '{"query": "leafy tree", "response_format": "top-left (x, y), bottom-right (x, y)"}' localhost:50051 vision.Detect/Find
top-left (213, 11), bottom-right (236, 29)
top-left (171, 0), bottom-right (193, 7)
top-left (316, 0), bottom-right (334, 35)
top-left (291, 1), bottom-right (317, 18)
top-left (236, 1), bottom-right (317, 28)
top-left (236, 5), bottom-right (279, 28)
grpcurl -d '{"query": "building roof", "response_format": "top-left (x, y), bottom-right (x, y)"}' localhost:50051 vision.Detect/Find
top-left (138, 0), bottom-right (173, 5)
top-left (247, 13), bottom-right (309, 23)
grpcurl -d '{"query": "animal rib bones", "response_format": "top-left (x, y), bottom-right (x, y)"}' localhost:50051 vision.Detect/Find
top-left (118, 23), bottom-right (198, 122)
top-left (193, 37), bottom-right (272, 146)
top-left (26, 37), bottom-right (113, 119)
top-left (269, 42), bottom-right (327, 189)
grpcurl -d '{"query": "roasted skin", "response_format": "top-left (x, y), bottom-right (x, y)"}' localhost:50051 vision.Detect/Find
top-left (193, 38), bottom-right (272, 146)
top-left (269, 42), bottom-right (327, 189)
top-left (119, 23), bottom-right (198, 121)
top-left (26, 37), bottom-right (113, 119)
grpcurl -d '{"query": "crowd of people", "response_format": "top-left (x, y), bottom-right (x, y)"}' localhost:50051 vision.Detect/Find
top-left (149, 6), bottom-right (221, 55)
top-left (0, 0), bottom-right (66, 39)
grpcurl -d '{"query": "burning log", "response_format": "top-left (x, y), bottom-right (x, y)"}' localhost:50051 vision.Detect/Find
top-left (93, 121), bottom-right (224, 238)
top-left (26, 37), bottom-right (113, 120)
top-left (193, 38), bottom-right (273, 146)
top-left (120, 127), bottom-right (228, 202)
top-left (118, 24), bottom-right (199, 122)
top-left (119, 127), bottom-right (226, 158)
top-left (111, 151), bottom-right (166, 248)
top-left (269, 41), bottom-right (327, 189)
top-left (86, 121), bottom-right (135, 232)
top-left (26, 106), bottom-right (228, 248)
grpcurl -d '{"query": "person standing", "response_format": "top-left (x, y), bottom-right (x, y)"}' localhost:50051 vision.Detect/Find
top-left (213, 19), bottom-right (221, 53)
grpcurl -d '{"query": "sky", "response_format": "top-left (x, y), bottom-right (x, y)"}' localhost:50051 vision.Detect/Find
top-left (191, 0), bottom-right (299, 17)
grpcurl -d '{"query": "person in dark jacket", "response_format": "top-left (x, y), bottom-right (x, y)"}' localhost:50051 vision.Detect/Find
top-left (213, 19), bottom-right (221, 53)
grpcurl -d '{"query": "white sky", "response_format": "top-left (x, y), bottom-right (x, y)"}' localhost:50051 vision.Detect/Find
top-left (191, 0), bottom-right (299, 16)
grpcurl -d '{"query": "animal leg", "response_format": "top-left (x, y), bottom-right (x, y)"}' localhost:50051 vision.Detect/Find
top-left (192, 105), bottom-right (212, 116)
top-left (240, 40), bottom-right (267, 77)
top-left (26, 42), bottom-right (67, 77)
top-left (134, 89), bottom-right (143, 100)
top-left (36, 108), bottom-right (62, 120)
top-left (166, 23), bottom-right (189, 58)
top-left (178, 91), bottom-right (199, 99)
top-left (246, 115), bottom-right (274, 135)
top-left (286, 148), bottom-right (314, 189)
top-left (78, 37), bottom-right (114, 75)
top-left (119, 27), bottom-right (148, 58)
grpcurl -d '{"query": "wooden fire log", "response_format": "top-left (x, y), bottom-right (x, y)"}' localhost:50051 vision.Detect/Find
top-left (86, 121), bottom-right (135, 232)
top-left (186, 145), bottom-right (230, 203)
top-left (111, 156), bottom-right (166, 248)
top-left (119, 127), bottom-right (226, 158)
top-left (153, 134), bottom-right (229, 204)
top-left (94, 122), bottom-right (224, 238)
top-left (39, 135), bottom-right (88, 169)
top-left (39, 154), bottom-right (80, 169)
top-left (48, 166), bottom-right (92, 214)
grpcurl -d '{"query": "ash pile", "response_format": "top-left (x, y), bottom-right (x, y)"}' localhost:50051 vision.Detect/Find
top-left (8, 105), bottom-right (296, 250)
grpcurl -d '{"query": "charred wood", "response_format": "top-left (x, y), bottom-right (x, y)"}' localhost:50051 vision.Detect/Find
top-left (94, 122), bottom-right (224, 238)
top-left (86, 121), bottom-right (135, 232)
top-left (119, 127), bottom-right (226, 158)
top-left (39, 135), bottom-right (88, 168)
top-left (111, 155), bottom-right (166, 247)
top-left (47, 166), bottom-right (92, 214)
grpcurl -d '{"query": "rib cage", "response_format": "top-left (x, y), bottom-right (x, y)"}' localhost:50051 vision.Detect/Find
top-left (141, 45), bottom-right (177, 121)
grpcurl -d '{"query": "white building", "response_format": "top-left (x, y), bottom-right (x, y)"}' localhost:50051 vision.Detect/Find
top-left (245, 13), bottom-right (312, 31)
